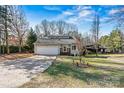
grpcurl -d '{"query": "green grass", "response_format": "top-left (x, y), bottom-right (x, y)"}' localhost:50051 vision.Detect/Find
top-left (21, 54), bottom-right (124, 88)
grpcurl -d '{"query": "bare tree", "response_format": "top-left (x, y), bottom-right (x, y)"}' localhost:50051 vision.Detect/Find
top-left (0, 18), bottom-right (6, 54)
top-left (91, 12), bottom-right (100, 56)
top-left (11, 6), bottom-right (29, 53)
top-left (56, 20), bottom-right (66, 35)
top-left (40, 19), bottom-right (50, 36)
top-left (49, 21), bottom-right (57, 35)
top-left (35, 20), bottom-right (79, 36)
top-left (35, 24), bottom-right (42, 37)
top-left (73, 32), bottom-right (91, 67)
top-left (67, 24), bottom-right (79, 36)
top-left (2, 5), bottom-right (9, 54)
top-left (109, 6), bottom-right (124, 29)
top-left (0, 5), bottom-right (11, 54)
top-left (0, 6), bottom-right (2, 54)
top-left (83, 32), bottom-right (92, 46)
top-left (0, 5), bottom-right (29, 54)
top-left (0, 29), bottom-right (1, 54)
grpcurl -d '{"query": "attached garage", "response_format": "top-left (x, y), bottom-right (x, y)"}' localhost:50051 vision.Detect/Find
top-left (34, 35), bottom-right (78, 56)
top-left (34, 45), bottom-right (60, 55)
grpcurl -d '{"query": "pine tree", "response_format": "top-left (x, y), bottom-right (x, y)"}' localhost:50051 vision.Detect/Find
top-left (26, 28), bottom-right (37, 52)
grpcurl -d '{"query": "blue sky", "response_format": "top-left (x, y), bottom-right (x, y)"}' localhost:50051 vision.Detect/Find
top-left (22, 5), bottom-right (123, 36)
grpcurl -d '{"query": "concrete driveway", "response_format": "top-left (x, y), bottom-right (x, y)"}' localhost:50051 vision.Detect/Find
top-left (0, 55), bottom-right (56, 88)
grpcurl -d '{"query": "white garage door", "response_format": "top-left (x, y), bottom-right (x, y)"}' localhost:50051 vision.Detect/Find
top-left (35, 45), bottom-right (59, 55)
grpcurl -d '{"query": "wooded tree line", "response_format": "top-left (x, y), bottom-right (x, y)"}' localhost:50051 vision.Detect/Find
top-left (99, 7), bottom-right (124, 53)
top-left (0, 5), bottom-right (29, 54)
top-left (34, 19), bottom-right (80, 37)
top-left (99, 28), bottom-right (124, 53)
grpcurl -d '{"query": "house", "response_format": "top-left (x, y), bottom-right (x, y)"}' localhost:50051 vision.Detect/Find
top-left (86, 44), bottom-right (107, 53)
top-left (34, 35), bottom-right (79, 55)
top-left (8, 35), bottom-right (18, 46)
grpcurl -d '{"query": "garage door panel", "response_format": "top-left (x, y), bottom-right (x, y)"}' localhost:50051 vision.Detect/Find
top-left (35, 46), bottom-right (59, 55)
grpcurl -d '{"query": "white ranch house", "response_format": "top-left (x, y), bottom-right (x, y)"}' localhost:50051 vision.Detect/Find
top-left (34, 35), bottom-right (79, 55)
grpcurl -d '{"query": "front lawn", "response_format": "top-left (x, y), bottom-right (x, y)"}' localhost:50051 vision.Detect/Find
top-left (21, 54), bottom-right (124, 88)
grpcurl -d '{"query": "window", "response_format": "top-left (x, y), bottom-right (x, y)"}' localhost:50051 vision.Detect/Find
top-left (72, 46), bottom-right (76, 50)
top-left (63, 47), bottom-right (66, 51)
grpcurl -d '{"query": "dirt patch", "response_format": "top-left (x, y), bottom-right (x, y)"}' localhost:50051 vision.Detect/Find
top-left (0, 53), bottom-right (33, 62)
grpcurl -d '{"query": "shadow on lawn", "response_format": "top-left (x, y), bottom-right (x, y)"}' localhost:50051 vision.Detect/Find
top-left (91, 65), bottom-right (124, 73)
top-left (90, 60), bottom-right (124, 66)
top-left (119, 76), bottom-right (124, 87)
top-left (85, 56), bottom-right (109, 58)
top-left (46, 61), bottom-right (112, 85)
top-left (59, 55), bottom-right (109, 60)
top-left (45, 58), bottom-right (124, 87)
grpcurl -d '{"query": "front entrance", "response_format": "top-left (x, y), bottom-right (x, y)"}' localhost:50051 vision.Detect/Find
top-left (60, 45), bottom-right (70, 55)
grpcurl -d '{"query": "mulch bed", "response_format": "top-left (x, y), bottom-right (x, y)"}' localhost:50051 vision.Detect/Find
top-left (0, 53), bottom-right (33, 62)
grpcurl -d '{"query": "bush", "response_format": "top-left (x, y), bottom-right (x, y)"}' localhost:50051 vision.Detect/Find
top-left (22, 46), bottom-right (30, 53)
top-left (0, 45), bottom-right (32, 54)
top-left (9, 46), bottom-right (19, 53)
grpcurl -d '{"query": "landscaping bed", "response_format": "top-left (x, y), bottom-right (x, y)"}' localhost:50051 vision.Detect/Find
top-left (0, 53), bottom-right (33, 62)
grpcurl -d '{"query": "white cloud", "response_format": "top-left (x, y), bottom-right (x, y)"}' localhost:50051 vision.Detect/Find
top-left (69, 11), bottom-right (92, 25)
top-left (77, 6), bottom-right (91, 11)
top-left (43, 6), bottom-right (61, 11)
top-left (100, 17), bottom-right (111, 22)
top-left (67, 10), bottom-right (93, 24)
top-left (79, 10), bottom-right (92, 17)
top-left (50, 6), bottom-right (93, 24)
top-left (108, 7), bottom-right (124, 15)
top-left (62, 11), bottom-right (73, 15)
top-left (66, 16), bottom-right (79, 24)
top-left (109, 9), bottom-right (119, 15)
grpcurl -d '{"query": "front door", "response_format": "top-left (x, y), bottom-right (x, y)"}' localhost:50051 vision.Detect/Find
top-left (60, 46), bottom-right (70, 55)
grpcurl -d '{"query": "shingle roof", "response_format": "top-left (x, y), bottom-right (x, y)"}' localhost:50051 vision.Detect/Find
top-left (47, 35), bottom-right (73, 39)
top-left (34, 36), bottom-right (76, 45)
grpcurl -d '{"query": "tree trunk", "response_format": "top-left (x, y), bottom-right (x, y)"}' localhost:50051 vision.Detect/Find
top-left (79, 55), bottom-right (82, 64)
top-left (5, 29), bottom-right (9, 54)
top-left (0, 42), bottom-right (1, 55)
top-left (18, 38), bottom-right (22, 53)
top-left (95, 44), bottom-right (98, 56)
top-left (2, 40), bottom-right (5, 54)
top-left (2, 45), bottom-right (5, 54)
top-left (5, 5), bottom-right (9, 54)
top-left (0, 32), bottom-right (1, 55)
top-left (96, 47), bottom-right (98, 56)
top-left (0, 6), bottom-right (1, 55)
top-left (19, 45), bottom-right (21, 53)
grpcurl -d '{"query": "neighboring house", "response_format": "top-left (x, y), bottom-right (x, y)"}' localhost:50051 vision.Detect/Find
top-left (86, 44), bottom-right (107, 53)
top-left (8, 35), bottom-right (18, 46)
top-left (34, 35), bottom-right (79, 55)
